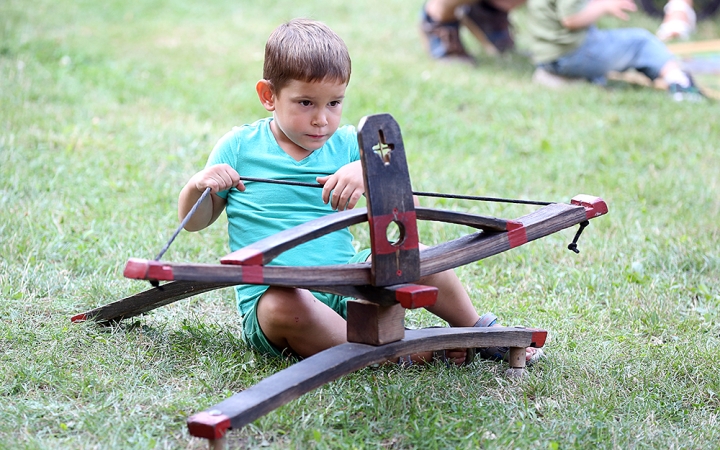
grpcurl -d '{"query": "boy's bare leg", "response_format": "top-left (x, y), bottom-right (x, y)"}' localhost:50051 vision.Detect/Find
top-left (258, 287), bottom-right (444, 363)
top-left (420, 268), bottom-right (542, 363)
top-left (257, 287), bottom-right (348, 358)
top-left (420, 269), bottom-right (480, 328)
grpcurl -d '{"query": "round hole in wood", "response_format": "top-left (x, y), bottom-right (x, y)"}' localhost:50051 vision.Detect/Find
top-left (385, 220), bottom-right (405, 247)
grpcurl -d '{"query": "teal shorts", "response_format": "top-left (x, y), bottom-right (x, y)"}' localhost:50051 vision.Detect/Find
top-left (241, 248), bottom-right (372, 357)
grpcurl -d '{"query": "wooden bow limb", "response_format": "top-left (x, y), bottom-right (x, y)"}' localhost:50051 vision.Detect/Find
top-left (72, 196), bottom-right (606, 324)
top-left (186, 326), bottom-right (547, 441)
top-left (70, 280), bottom-right (236, 324)
top-left (219, 206), bottom-right (510, 266)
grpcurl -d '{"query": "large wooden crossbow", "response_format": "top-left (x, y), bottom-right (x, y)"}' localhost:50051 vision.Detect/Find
top-left (72, 114), bottom-right (607, 449)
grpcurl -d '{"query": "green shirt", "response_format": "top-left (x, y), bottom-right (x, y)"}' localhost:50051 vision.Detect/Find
top-left (526, 0), bottom-right (589, 64)
top-left (207, 117), bottom-right (361, 315)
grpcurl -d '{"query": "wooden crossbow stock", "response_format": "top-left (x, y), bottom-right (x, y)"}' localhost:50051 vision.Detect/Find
top-left (71, 113), bottom-right (607, 448)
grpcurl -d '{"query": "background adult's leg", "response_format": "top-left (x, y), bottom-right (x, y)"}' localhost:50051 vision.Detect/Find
top-left (456, 0), bottom-right (524, 53)
top-left (421, 0), bottom-right (477, 61)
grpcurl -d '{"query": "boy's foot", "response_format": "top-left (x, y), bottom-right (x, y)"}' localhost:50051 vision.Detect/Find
top-left (456, 1), bottom-right (515, 55)
top-left (398, 348), bottom-right (472, 367)
top-left (398, 344), bottom-right (541, 367)
top-left (656, 0), bottom-right (696, 41)
top-left (474, 313), bottom-right (545, 365)
top-left (419, 6), bottom-right (475, 63)
top-left (669, 76), bottom-right (707, 101)
top-left (397, 313), bottom-right (545, 368)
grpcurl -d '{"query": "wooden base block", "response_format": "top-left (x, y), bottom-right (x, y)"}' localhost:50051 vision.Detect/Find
top-left (346, 299), bottom-right (405, 345)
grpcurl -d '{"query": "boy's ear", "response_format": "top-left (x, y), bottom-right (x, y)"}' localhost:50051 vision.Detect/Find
top-left (256, 80), bottom-right (276, 111)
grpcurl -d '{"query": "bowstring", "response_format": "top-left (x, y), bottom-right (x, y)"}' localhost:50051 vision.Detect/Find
top-left (154, 186), bottom-right (211, 262)
top-left (239, 176), bottom-right (553, 206)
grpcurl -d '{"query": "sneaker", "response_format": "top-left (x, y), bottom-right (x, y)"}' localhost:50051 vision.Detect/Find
top-left (456, 1), bottom-right (515, 55)
top-left (656, 0), bottom-right (696, 41)
top-left (419, 6), bottom-right (475, 63)
top-left (669, 75), bottom-right (707, 102)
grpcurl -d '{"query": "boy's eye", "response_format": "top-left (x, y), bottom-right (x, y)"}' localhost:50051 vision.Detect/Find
top-left (329, 101), bottom-right (341, 107)
top-left (299, 100), bottom-right (312, 106)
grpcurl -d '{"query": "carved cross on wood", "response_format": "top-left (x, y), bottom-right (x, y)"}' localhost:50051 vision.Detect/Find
top-left (371, 129), bottom-right (394, 165)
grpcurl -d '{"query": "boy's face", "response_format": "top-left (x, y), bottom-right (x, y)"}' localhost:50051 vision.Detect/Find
top-left (264, 78), bottom-right (347, 156)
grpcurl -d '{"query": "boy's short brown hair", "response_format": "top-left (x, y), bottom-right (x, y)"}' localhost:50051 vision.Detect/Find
top-left (263, 18), bottom-right (351, 93)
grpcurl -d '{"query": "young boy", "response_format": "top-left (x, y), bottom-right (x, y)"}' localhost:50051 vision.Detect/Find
top-left (178, 18), bottom-right (542, 365)
top-left (525, 0), bottom-right (705, 101)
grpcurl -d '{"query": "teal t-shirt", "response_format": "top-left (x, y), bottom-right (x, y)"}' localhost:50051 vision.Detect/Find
top-left (526, 0), bottom-right (589, 64)
top-left (207, 117), bottom-right (361, 315)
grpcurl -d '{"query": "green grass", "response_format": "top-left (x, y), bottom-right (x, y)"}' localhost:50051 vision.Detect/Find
top-left (2, 0), bottom-right (719, 448)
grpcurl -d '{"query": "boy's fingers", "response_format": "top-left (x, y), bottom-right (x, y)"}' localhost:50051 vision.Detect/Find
top-left (335, 184), bottom-right (353, 210)
top-left (346, 191), bottom-right (362, 210)
top-left (321, 178), bottom-right (337, 205)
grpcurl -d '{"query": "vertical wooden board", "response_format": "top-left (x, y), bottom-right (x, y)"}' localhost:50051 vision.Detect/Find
top-left (357, 114), bottom-right (420, 286)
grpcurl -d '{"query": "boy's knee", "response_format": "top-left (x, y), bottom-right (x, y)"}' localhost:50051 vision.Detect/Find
top-left (257, 287), bottom-right (314, 328)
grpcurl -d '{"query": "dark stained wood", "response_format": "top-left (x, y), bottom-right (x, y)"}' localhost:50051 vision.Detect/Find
top-left (309, 283), bottom-right (438, 308)
top-left (73, 201), bottom-right (597, 323)
top-left (358, 114), bottom-right (420, 286)
top-left (220, 206), bottom-right (510, 268)
top-left (415, 207), bottom-right (509, 231)
top-left (70, 280), bottom-right (236, 324)
top-left (132, 260), bottom-right (372, 286)
top-left (217, 198), bottom-right (513, 270)
top-left (220, 208), bottom-right (367, 265)
top-left (419, 202), bottom-right (589, 275)
top-left (346, 300), bottom-right (406, 345)
top-left (186, 326), bottom-right (547, 437)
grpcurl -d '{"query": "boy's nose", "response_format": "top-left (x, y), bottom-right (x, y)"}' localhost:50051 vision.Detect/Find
top-left (312, 114), bottom-right (327, 127)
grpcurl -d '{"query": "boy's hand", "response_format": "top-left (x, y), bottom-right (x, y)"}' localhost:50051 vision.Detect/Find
top-left (564, 0), bottom-right (636, 28)
top-left (179, 164), bottom-right (241, 231)
top-left (317, 161), bottom-right (364, 211)
top-left (191, 164), bottom-right (245, 194)
top-left (603, 0), bottom-right (637, 20)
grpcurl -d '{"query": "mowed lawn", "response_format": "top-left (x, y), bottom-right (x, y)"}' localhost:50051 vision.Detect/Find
top-left (1, 0), bottom-right (719, 448)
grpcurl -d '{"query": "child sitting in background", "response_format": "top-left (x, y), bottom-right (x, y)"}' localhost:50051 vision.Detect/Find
top-left (526, 0), bottom-right (705, 101)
